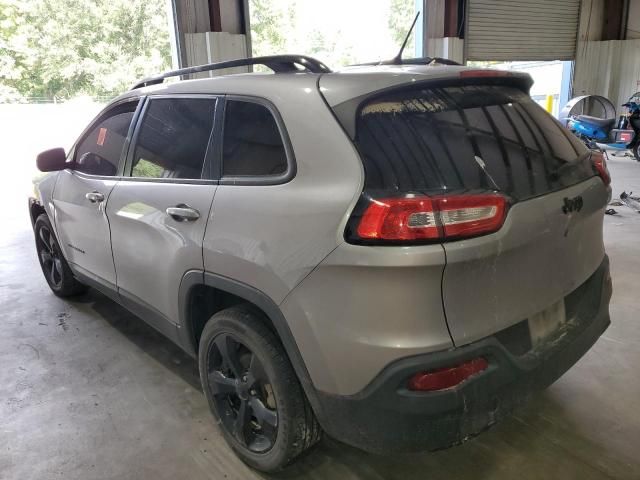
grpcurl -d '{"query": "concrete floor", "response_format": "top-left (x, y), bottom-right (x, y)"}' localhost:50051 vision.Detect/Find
top-left (1, 153), bottom-right (640, 480)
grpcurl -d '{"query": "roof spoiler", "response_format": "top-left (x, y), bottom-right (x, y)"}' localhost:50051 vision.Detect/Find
top-left (351, 56), bottom-right (462, 67)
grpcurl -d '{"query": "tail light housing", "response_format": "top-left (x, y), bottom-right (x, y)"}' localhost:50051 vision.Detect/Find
top-left (353, 193), bottom-right (508, 244)
top-left (408, 357), bottom-right (489, 391)
top-left (591, 151), bottom-right (611, 185)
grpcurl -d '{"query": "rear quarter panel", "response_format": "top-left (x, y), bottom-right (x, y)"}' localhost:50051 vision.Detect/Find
top-left (202, 76), bottom-right (363, 303)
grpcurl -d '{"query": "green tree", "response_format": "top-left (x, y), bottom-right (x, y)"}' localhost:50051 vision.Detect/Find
top-left (248, 0), bottom-right (287, 57)
top-left (0, 0), bottom-right (171, 101)
top-left (388, 0), bottom-right (416, 57)
top-left (0, 0), bottom-right (29, 101)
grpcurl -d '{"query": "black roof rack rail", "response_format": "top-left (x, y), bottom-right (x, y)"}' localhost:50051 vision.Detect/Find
top-left (350, 56), bottom-right (462, 67)
top-left (131, 55), bottom-right (332, 90)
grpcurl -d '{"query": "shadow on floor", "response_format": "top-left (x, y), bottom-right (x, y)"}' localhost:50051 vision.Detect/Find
top-left (68, 289), bottom-right (202, 391)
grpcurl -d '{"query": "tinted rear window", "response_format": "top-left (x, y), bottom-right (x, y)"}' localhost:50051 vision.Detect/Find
top-left (222, 100), bottom-right (287, 177)
top-left (355, 85), bottom-right (592, 201)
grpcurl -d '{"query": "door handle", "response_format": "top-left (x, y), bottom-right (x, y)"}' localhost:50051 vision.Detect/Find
top-left (166, 204), bottom-right (200, 222)
top-left (85, 191), bottom-right (105, 203)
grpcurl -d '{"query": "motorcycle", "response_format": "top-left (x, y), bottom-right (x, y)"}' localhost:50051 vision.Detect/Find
top-left (567, 97), bottom-right (640, 160)
top-left (623, 100), bottom-right (640, 161)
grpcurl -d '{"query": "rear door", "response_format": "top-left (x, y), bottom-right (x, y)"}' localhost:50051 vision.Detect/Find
top-left (54, 99), bottom-right (140, 289)
top-left (106, 95), bottom-right (219, 337)
top-left (349, 82), bottom-right (609, 346)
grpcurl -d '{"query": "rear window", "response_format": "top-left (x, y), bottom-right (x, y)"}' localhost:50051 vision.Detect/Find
top-left (222, 100), bottom-right (287, 177)
top-left (354, 85), bottom-right (592, 201)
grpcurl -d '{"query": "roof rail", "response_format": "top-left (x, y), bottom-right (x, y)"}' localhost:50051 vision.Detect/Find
top-left (131, 55), bottom-right (332, 90)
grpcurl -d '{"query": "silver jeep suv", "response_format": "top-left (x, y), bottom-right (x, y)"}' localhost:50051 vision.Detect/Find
top-left (29, 55), bottom-right (612, 472)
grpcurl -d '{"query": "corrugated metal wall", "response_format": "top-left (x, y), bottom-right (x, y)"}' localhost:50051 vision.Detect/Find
top-left (466, 0), bottom-right (581, 61)
top-left (573, 40), bottom-right (640, 111)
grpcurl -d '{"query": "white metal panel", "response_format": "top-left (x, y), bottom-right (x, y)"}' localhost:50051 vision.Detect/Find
top-left (184, 32), bottom-right (249, 78)
top-left (573, 39), bottom-right (640, 111)
top-left (426, 37), bottom-right (464, 64)
top-left (467, 0), bottom-right (581, 61)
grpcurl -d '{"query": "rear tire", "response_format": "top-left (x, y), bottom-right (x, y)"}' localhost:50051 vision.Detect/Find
top-left (34, 214), bottom-right (88, 297)
top-left (199, 305), bottom-right (321, 472)
top-left (633, 143), bottom-right (640, 162)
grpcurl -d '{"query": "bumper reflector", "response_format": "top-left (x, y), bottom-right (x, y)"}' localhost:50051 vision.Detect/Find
top-left (408, 357), bottom-right (489, 391)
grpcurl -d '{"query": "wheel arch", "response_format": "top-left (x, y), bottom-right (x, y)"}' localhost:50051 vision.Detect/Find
top-left (178, 270), bottom-right (325, 417)
top-left (29, 198), bottom-right (47, 227)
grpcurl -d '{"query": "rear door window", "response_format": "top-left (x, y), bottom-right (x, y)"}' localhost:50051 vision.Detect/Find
top-left (354, 84), bottom-right (592, 200)
top-left (130, 97), bottom-right (217, 179)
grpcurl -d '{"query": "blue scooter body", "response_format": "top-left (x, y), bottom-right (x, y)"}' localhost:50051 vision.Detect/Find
top-left (568, 100), bottom-right (640, 150)
top-left (567, 118), bottom-right (610, 141)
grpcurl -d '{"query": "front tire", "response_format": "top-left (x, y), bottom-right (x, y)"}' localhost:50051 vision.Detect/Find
top-left (34, 214), bottom-right (87, 297)
top-left (199, 305), bottom-right (321, 472)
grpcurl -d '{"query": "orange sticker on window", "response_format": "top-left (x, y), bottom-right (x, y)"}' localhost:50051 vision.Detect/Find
top-left (97, 127), bottom-right (107, 146)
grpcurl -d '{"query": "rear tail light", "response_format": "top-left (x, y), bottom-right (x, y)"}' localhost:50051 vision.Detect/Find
top-left (408, 357), bottom-right (489, 391)
top-left (619, 131), bottom-right (632, 142)
top-left (591, 151), bottom-right (611, 186)
top-left (355, 194), bottom-right (508, 243)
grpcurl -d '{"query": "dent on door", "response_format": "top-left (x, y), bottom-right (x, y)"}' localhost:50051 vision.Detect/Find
top-left (106, 181), bottom-right (216, 330)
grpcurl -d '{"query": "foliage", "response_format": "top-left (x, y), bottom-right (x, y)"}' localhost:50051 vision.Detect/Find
top-left (1, 0), bottom-right (418, 101)
top-left (388, 0), bottom-right (416, 57)
top-left (0, 0), bottom-right (171, 102)
top-left (249, 0), bottom-right (288, 56)
top-left (248, 0), bottom-right (415, 68)
top-left (132, 158), bottom-right (164, 178)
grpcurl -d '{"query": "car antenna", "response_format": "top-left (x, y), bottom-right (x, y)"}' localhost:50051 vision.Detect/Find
top-left (389, 11), bottom-right (420, 65)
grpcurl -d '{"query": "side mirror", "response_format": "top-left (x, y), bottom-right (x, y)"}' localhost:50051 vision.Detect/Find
top-left (36, 148), bottom-right (69, 172)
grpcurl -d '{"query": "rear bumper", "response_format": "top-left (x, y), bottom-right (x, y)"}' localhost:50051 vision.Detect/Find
top-left (313, 255), bottom-right (612, 454)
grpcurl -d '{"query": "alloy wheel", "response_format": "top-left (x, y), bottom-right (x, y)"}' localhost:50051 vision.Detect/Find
top-left (37, 225), bottom-right (63, 288)
top-left (206, 333), bottom-right (278, 453)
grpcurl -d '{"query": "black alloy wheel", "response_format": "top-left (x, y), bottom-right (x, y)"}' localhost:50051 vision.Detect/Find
top-left (198, 306), bottom-right (321, 472)
top-left (36, 223), bottom-right (64, 289)
top-left (206, 333), bottom-right (279, 453)
top-left (34, 214), bottom-right (87, 297)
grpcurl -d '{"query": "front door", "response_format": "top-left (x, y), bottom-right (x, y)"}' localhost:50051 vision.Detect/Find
top-left (54, 100), bottom-right (140, 289)
top-left (106, 96), bottom-right (219, 337)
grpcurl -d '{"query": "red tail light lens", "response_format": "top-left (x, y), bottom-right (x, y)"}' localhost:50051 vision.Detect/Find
top-left (408, 357), bottom-right (489, 392)
top-left (356, 194), bottom-right (507, 243)
top-left (357, 197), bottom-right (439, 241)
top-left (591, 151), bottom-right (611, 185)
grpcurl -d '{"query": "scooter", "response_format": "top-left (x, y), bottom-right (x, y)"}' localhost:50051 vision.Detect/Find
top-left (567, 99), bottom-right (640, 160)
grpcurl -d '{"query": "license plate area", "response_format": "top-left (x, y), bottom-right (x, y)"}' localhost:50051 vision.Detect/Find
top-left (528, 299), bottom-right (566, 348)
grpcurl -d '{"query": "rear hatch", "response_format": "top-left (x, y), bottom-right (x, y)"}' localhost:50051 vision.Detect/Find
top-left (323, 72), bottom-right (609, 346)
